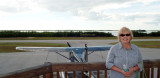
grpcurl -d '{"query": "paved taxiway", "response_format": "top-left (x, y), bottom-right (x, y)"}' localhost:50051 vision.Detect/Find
top-left (0, 39), bottom-right (160, 76)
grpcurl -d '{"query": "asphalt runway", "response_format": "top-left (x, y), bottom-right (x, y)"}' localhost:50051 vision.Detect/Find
top-left (0, 39), bottom-right (160, 76)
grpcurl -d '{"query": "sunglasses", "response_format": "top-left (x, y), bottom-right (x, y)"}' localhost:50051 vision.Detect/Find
top-left (120, 34), bottom-right (131, 37)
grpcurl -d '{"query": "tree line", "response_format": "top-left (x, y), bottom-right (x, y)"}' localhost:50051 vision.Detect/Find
top-left (0, 30), bottom-right (159, 37)
top-left (132, 30), bottom-right (160, 37)
top-left (0, 31), bottom-right (113, 37)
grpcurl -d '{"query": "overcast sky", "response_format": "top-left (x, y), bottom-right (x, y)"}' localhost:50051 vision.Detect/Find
top-left (0, 0), bottom-right (160, 30)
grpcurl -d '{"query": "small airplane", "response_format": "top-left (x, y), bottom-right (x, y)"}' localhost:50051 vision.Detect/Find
top-left (16, 42), bottom-right (111, 78)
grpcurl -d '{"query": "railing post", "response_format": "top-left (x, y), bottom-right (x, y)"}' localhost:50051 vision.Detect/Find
top-left (151, 68), bottom-right (154, 78)
top-left (97, 70), bottom-right (99, 78)
top-left (158, 67), bottom-right (160, 78)
top-left (89, 71), bottom-right (91, 78)
top-left (45, 73), bottom-right (53, 78)
top-left (145, 68), bottom-right (149, 78)
top-left (81, 70), bottom-right (84, 78)
top-left (73, 71), bottom-right (76, 78)
top-left (105, 69), bottom-right (107, 78)
top-left (57, 71), bottom-right (60, 78)
top-left (65, 72), bottom-right (68, 78)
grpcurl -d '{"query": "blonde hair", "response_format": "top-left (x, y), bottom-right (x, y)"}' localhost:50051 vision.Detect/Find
top-left (117, 27), bottom-right (133, 42)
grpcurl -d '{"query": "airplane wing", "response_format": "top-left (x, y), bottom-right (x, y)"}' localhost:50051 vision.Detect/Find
top-left (87, 46), bottom-right (111, 51)
top-left (16, 45), bottom-right (111, 52)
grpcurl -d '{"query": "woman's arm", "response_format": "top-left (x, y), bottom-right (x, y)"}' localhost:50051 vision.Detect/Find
top-left (137, 48), bottom-right (143, 71)
top-left (111, 65), bottom-right (123, 73)
top-left (111, 65), bottom-right (130, 77)
top-left (126, 65), bottom-right (140, 77)
top-left (131, 65), bottom-right (139, 72)
top-left (106, 47), bottom-right (115, 69)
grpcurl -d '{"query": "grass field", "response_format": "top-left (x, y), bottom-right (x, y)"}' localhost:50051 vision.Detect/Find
top-left (0, 41), bottom-right (159, 53)
top-left (110, 41), bottom-right (160, 48)
top-left (131, 41), bottom-right (160, 48)
top-left (0, 42), bottom-right (68, 53)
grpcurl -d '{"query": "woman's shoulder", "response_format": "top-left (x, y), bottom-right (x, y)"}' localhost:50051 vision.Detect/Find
top-left (111, 42), bottom-right (121, 49)
top-left (131, 43), bottom-right (139, 49)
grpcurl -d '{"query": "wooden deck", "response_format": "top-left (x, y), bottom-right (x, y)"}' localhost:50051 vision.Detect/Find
top-left (1, 59), bottom-right (160, 78)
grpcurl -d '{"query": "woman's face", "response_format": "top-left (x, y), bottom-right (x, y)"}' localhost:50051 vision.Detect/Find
top-left (119, 32), bottom-right (131, 44)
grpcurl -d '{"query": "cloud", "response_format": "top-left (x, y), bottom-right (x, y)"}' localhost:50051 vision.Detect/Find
top-left (0, 0), bottom-right (159, 17)
top-left (37, 0), bottom-right (160, 22)
top-left (0, 0), bottom-right (160, 30)
top-left (37, 0), bottom-right (132, 11)
top-left (143, 14), bottom-right (160, 26)
top-left (0, 0), bottom-right (34, 13)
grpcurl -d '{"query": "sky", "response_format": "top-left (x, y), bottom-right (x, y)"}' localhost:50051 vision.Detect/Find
top-left (0, 0), bottom-right (160, 30)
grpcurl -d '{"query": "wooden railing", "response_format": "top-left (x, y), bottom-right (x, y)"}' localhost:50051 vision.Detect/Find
top-left (1, 59), bottom-right (160, 78)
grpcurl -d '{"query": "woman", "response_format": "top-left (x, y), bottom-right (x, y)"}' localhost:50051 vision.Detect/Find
top-left (106, 27), bottom-right (143, 78)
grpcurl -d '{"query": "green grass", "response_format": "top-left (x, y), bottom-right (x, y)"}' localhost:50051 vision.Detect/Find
top-left (1, 41), bottom-right (159, 53)
top-left (110, 41), bottom-right (160, 48)
top-left (131, 41), bottom-right (160, 48)
top-left (0, 42), bottom-right (68, 53)
top-left (0, 41), bottom-right (160, 53)
top-left (133, 37), bottom-right (160, 39)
